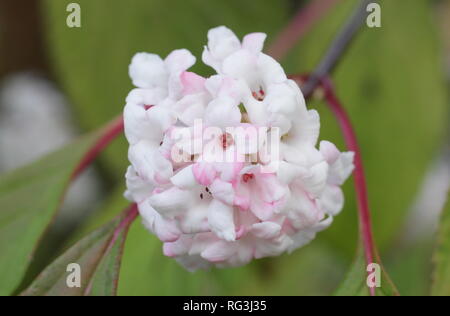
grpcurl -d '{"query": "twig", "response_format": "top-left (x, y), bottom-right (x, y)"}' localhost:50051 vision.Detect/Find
top-left (302, 0), bottom-right (374, 97)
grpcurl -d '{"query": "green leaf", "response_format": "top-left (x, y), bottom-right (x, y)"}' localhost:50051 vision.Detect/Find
top-left (334, 246), bottom-right (399, 296)
top-left (21, 206), bottom-right (136, 296)
top-left (431, 191), bottom-right (450, 296)
top-left (0, 121), bottom-right (121, 296)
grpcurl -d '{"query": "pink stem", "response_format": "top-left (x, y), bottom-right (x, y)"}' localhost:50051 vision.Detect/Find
top-left (320, 77), bottom-right (376, 296)
top-left (71, 115), bottom-right (124, 180)
top-left (267, 0), bottom-right (340, 60)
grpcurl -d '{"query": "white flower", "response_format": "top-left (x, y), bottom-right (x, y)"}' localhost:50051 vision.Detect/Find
top-left (123, 26), bottom-right (354, 270)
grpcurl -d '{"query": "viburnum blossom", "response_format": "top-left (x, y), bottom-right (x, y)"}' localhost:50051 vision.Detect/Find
top-left (124, 26), bottom-right (354, 271)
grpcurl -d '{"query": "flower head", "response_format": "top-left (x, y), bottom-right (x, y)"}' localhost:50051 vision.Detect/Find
top-left (124, 26), bottom-right (354, 270)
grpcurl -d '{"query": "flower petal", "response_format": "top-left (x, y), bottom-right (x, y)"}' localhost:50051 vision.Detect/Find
top-left (193, 161), bottom-right (217, 186)
top-left (251, 222), bottom-right (281, 239)
top-left (285, 188), bottom-right (323, 230)
top-left (124, 165), bottom-right (154, 203)
top-left (139, 201), bottom-right (181, 242)
top-left (242, 32), bottom-right (267, 54)
top-left (202, 26), bottom-right (241, 72)
top-left (204, 96), bottom-right (242, 128)
top-left (320, 185), bottom-right (344, 216)
top-left (210, 178), bottom-right (235, 205)
top-left (128, 140), bottom-right (173, 184)
top-left (149, 186), bottom-right (193, 218)
top-left (170, 165), bottom-right (197, 189)
top-left (179, 202), bottom-right (210, 234)
top-left (207, 199), bottom-right (236, 241)
top-left (129, 53), bottom-right (168, 89)
top-left (164, 49), bottom-right (196, 74)
top-left (328, 151), bottom-right (355, 186)
top-left (201, 239), bottom-right (236, 263)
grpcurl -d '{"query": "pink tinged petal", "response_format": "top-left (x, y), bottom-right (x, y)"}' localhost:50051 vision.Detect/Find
top-left (188, 232), bottom-right (218, 255)
top-left (179, 203), bottom-right (210, 234)
top-left (242, 32), bottom-right (267, 54)
top-left (205, 75), bottom-right (247, 103)
top-left (193, 162), bottom-right (217, 186)
top-left (300, 161), bottom-right (329, 197)
top-left (170, 165), bottom-right (197, 189)
top-left (251, 222), bottom-right (281, 239)
top-left (207, 199), bottom-right (236, 241)
top-left (216, 160), bottom-right (244, 183)
top-left (320, 185), bottom-right (344, 216)
top-left (180, 72), bottom-right (206, 95)
top-left (256, 173), bottom-right (287, 203)
top-left (234, 194), bottom-right (250, 211)
top-left (139, 201), bottom-right (180, 242)
top-left (328, 152), bottom-right (355, 186)
top-left (287, 216), bottom-right (333, 253)
top-left (124, 166), bottom-right (154, 203)
top-left (254, 234), bottom-right (293, 259)
top-left (129, 53), bottom-right (168, 89)
top-left (232, 124), bottom-right (260, 155)
top-left (125, 88), bottom-right (167, 106)
top-left (285, 189), bottom-right (323, 230)
top-left (148, 186), bottom-right (193, 218)
top-left (235, 225), bottom-right (247, 240)
top-left (165, 50), bottom-right (196, 99)
top-left (163, 235), bottom-right (193, 257)
top-left (225, 244), bottom-right (253, 267)
top-left (250, 197), bottom-right (278, 221)
top-left (201, 240), bottom-right (236, 263)
top-left (319, 140), bottom-right (341, 164)
top-left (287, 230), bottom-right (317, 253)
top-left (209, 179), bottom-right (235, 205)
top-left (128, 141), bottom-right (173, 184)
top-left (176, 255), bottom-right (212, 272)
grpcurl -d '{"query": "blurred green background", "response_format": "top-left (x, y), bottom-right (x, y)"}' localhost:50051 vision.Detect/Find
top-left (0, 0), bottom-right (449, 295)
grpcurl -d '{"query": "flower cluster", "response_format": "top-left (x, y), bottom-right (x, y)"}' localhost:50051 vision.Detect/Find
top-left (124, 26), bottom-right (354, 270)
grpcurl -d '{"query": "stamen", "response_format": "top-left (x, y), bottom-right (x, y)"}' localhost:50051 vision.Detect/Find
top-left (220, 133), bottom-right (234, 149)
top-left (252, 89), bottom-right (265, 101)
top-left (242, 173), bottom-right (254, 183)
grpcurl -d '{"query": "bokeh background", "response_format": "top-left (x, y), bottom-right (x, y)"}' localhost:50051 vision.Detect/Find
top-left (0, 0), bottom-right (449, 295)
